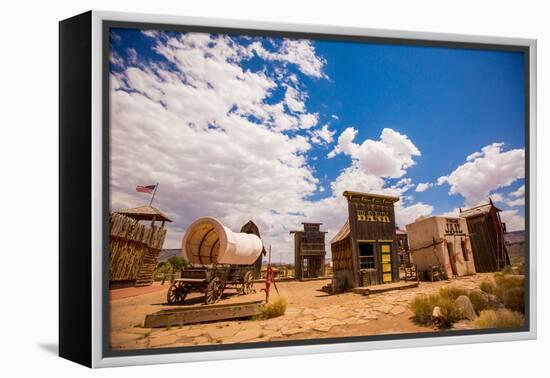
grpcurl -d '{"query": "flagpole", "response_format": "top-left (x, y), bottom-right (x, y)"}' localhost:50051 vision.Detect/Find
top-left (149, 183), bottom-right (159, 206)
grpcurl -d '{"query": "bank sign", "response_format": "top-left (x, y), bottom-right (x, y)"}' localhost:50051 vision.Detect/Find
top-left (356, 210), bottom-right (391, 223)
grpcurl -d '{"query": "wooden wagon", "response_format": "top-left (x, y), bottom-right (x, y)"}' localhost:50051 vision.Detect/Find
top-left (167, 265), bottom-right (254, 304)
top-left (167, 217), bottom-right (264, 305)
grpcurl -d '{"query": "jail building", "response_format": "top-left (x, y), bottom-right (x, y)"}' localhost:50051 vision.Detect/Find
top-left (331, 191), bottom-right (400, 289)
top-left (290, 223), bottom-right (327, 279)
top-left (406, 216), bottom-right (476, 278)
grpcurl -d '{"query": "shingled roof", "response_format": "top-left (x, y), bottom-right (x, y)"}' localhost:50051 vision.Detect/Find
top-left (114, 205), bottom-right (172, 222)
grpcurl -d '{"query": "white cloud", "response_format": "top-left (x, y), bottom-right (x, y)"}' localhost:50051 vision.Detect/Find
top-left (510, 185), bottom-right (525, 198)
top-left (328, 127), bottom-right (421, 179)
top-left (251, 39), bottom-right (327, 79)
top-left (415, 182), bottom-right (433, 192)
top-left (500, 210), bottom-right (525, 231)
top-left (110, 31), bottom-right (435, 262)
top-left (445, 143), bottom-right (525, 206)
top-left (284, 86), bottom-right (306, 113)
top-left (310, 124), bottom-right (336, 145)
top-left (436, 176), bottom-right (448, 185)
top-left (111, 31), bottom-right (332, 259)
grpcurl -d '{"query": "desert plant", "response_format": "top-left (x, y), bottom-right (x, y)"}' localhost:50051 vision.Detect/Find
top-left (439, 286), bottom-right (468, 301)
top-left (411, 294), bottom-right (462, 327)
top-left (436, 298), bottom-right (463, 327)
top-left (480, 281), bottom-right (495, 294)
top-left (501, 287), bottom-right (525, 313)
top-left (167, 256), bottom-right (188, 271)
top-left (257, 297), bottom-right (287, 320)
top-left (468, 291), bottom-right (490, 313)
top-left (474, 309), bottom-right (524, 329)
top-left (411, 295), bottom-right (439, 325)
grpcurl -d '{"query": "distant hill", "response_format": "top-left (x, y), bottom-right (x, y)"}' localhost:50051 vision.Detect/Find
top-left (505, 230), bottom-right (525, 244)
top-left (158, 248), bottom-right (181, 262)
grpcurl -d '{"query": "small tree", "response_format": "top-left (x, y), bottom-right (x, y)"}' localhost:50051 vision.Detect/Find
top-left (167, 256), bottom-right (188, 271)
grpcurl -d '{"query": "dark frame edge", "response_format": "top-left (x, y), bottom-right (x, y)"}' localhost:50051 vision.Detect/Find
top-left (59, 10), bottom-right (93, 368)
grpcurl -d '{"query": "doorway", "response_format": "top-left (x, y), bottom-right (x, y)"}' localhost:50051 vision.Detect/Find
top-left (447, 242), bottom-right (458, 276)
top-left (380, 243), bottom-right (393, 283)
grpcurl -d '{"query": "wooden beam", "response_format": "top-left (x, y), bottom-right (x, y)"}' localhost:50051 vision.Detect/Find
top-left (143, 300), bottom-right (264, 328)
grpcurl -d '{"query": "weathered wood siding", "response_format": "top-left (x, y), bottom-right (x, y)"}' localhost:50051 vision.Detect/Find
top-left (465, 214), bottom-right (508, 272)
top-left (109, 213), bottom-right (167, 285)
top-left (347, 199), bottom-right (399, 286)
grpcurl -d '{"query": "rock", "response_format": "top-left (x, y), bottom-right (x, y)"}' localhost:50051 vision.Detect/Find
top-left (455, 295), bottom-right (476, 320)
top-left (313, 325), bottom-right (332, 332)
top-left (149, 335), bottom-right (178, 348)
top-left (389, 305), bottom-right (407, 315)
top-left (280, 327), bottom-right (304, 336)
top-left (432, 306), bottom-right (443, 319)
top-left (193, 336), bottom-right (210, 345)
top-left (372, 304), bottom-right (392, 314)
top-left (205, 326), bottom-right (239, 340)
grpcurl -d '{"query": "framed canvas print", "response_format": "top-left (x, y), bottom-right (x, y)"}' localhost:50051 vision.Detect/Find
top-left (59, 10), bottom-right (537, 368)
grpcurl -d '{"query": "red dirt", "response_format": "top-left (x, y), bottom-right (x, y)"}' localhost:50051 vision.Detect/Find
top-left (110, 282), bottom-right (169, 300)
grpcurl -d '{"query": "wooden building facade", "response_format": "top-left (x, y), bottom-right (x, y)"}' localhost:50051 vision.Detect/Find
top-left (109, 206), bottom-right (171, 288)
top-left (460, 199), bottom-right (510, 272)
top-left (396, 227), bottom-right (410, 267)
top-left (240, 220), bottom-right (266, 279)
top-left (331, 191), bottom-right (400, 289)
top-left (290, 223), bottom-right (327, 279)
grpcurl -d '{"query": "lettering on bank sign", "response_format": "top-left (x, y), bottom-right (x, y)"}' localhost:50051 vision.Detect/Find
top-left (357, 210), bottom-right (391, 223)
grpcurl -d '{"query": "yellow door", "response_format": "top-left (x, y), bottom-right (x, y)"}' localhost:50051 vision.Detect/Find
top-left (380, 243), bottom-right (393, 283)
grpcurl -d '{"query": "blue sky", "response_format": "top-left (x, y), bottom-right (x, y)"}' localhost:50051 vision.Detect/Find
top-left (109, 28), bottom-right (526, 255)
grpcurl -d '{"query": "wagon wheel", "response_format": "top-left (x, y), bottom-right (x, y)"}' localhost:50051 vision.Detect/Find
top-left (241, 271), bottom-right (254, 295)
top-left (167, 281), bottom-right (188, 304)
top-left (205, 277), bottom-right (225, 304)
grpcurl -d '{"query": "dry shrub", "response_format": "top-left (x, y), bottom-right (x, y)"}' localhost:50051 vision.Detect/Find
top-left (501, 287), bottom-right (525, 313)
top-left (412, 294), bottom-right (439, 325)
top-left (439, 286), bottom-right (468, 301)
top-left (436, 298), bottom-right (463, 327)
top-left (480, 281), bottom-right (495, 294)
top-left (411, 294), bottom-right (462, 327)
top-left (474, 309), bottom-right (524, 329)
top-left (494, 275), bottom-right (525, 314)
top-left (468, 291), bottom-right (490, 313)
top-left (257, 297), bottom-right (287, 320)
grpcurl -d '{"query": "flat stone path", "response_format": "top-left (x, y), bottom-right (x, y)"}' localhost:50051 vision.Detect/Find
top-left (110, 274), bottom-right (491, 350)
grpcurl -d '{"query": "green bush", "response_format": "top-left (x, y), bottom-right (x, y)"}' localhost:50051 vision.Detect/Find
top-left (480, 281), bottom-right (495, 294)
top-left (439, 286), bottom-right (468, 301)
top-left (474, 309), bottom-right (524, 329)
top-left (257, 297), bottom-right (287, 320)
top-left (468, 291), bottom-right (490, 313)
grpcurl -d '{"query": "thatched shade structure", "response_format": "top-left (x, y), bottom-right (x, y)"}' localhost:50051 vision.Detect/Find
top-left (115, 205), bottom-right (172, 223)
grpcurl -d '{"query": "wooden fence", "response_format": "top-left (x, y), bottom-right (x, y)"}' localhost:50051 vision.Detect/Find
top-left (109, 213), bottom-right (167, 286)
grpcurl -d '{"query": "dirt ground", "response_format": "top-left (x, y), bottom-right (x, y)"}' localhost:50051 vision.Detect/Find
top-left (110, 274), bottom-right (493, 350)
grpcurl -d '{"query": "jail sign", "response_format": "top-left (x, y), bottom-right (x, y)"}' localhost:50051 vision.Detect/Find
top-left (445, 218), bottom-right (464, 234)
top-left (356, 210), bottom-right (391, 223)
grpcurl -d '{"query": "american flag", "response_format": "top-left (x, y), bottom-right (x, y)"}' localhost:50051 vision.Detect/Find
top-left (136, 184), bottom-right (157, 194)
